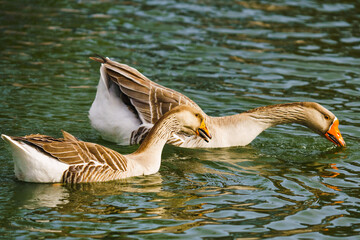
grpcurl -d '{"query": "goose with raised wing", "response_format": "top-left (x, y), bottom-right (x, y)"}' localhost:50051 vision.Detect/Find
top-left (89, 56), bottom-right (345, 148)
top-left (2, 106), bottom-right (211, 183)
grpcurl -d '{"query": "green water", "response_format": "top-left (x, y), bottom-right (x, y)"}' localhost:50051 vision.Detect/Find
top-left (1, 0), bottom-right (360, 239)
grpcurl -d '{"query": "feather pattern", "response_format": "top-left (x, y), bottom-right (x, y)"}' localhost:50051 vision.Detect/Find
top-left (89, 57), bottom-right (201, 145)
top-left (89, 57), bottom-right (345, 148)
top-left (106, 58), bottom-right (200, 124)
top-left (3, 105), bottom-right (211, 183)
top-left (10, 131), bottom-right (128, 183)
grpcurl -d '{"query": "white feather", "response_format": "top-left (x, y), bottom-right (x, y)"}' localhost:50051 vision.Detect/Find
top-left (1, 134), bottom-right (68, 183)
top-left (89, 65), bottom-right (141, 144)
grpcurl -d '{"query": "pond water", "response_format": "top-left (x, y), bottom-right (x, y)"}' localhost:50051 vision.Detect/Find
top-left (1, 0), bottom-right (360, 239)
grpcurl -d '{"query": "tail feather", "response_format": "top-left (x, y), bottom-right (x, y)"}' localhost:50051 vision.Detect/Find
top-left (89, 55), bottom-right (107, 64)
top-left (1, 134), bottom-right (29, 154)
top-left (1, 134), bottom-right (68, 183)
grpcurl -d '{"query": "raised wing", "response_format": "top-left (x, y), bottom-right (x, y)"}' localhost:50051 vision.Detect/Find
top-left (13, 131), bottom-right (128, 183)
top-left (91, 56), bottom-right (203, 124)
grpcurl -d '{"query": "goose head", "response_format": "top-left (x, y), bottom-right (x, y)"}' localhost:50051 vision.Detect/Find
top-left (168, 106), bottom-right (212, 142)
top-left (303, 102), bottom-right (345, 147)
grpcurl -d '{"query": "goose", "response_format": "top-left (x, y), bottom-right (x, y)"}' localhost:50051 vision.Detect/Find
top-left (89, 56), bottom-right (345, 148)
top-left (1, 106), bottom-right (211, 183)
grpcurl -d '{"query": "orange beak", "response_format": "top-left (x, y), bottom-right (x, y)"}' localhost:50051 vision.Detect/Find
top-left (325, 118), bottom-right (346, 147)
top-left (196, 120), bottom-right (212, 142)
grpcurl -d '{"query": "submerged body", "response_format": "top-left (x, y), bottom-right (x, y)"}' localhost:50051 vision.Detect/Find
top-left (2, 106), bottom-right (211, 183)
top-left (89, 57), bottom-right (345, 148)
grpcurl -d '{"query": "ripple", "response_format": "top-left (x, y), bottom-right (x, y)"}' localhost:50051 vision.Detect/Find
top-left (0, 0), bottom-right (359, 239)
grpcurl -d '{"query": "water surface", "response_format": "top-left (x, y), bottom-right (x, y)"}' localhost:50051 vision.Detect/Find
top-left (0, 0), bottom-right (359, 239)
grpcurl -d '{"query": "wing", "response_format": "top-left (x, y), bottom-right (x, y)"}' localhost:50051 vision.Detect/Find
top-left (14, 131), bottom-right (128, 183)
top-left (62, 164), bottom-right (121, 183)
top-left (92, 56), bottom-right (203, 124)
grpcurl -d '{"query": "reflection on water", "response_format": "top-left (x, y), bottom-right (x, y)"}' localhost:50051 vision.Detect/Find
top-left (3, 147), bottom-right (356, 238)
top-left (12, 183), bottom-right (69, 210)
top-left (1, 0), bottom-right (360, 238)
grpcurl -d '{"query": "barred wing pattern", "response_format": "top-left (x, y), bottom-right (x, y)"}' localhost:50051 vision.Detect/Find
top-left (14, 131), bottom-right (128, 183)
top-left (100, 57), bottom-right (203, 144)
top-left (103, 58), bottom-right (201, 123)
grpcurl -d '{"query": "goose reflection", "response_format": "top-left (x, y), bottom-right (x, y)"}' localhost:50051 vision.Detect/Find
top-left (8, 145), bottom-right (347, 236)
top-left (11, 174), bottom-right (163, 210)
top-left (12, 182), bottom-right (70, 209)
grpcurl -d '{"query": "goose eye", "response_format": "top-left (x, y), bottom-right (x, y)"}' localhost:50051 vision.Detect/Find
top-left (195, 113), bottom-right (200, 117)
top-left (324, 115), bottom-right (329, 120)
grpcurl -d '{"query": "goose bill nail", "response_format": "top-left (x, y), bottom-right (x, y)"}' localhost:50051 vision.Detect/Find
top-left (325, 119), bottom-right (346, 147)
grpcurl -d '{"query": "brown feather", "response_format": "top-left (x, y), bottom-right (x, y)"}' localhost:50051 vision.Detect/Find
top-left (101, 58), bottom-right (201, 126)
top-left (11, 133), bottom-right (128, 174)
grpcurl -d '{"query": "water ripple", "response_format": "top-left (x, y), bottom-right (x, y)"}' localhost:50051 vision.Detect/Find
top-left (0, 0), bottom-right (359, 238)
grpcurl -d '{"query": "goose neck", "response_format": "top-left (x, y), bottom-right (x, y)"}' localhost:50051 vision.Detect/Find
top-left (245, 103), bottom-right (307, 126)
top-left (134, 115), bottom-right (180, 155)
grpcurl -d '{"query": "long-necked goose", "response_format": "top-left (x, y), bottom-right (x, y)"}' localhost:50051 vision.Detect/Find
top-left (2, 106), bottom-right (211, 183)
top-left (89, 57), bottom-right (345, 148)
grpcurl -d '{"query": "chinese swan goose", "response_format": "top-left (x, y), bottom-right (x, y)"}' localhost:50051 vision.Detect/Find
top-left (89, 56), bottom-right (345, 148)
top-left (1, 105), bottom-right (211, 183)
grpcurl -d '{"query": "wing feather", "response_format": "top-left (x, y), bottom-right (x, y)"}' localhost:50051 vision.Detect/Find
top-left (101, 58), bottom-right (202, 125)
top-left (13, 132), bottom-right (128, 172)
top-left (62, 164), bottom-right (123, 183)
top-left (93, 57), bottom-right (206, 144)
top-left (119, 86), bottom-right (149, 103)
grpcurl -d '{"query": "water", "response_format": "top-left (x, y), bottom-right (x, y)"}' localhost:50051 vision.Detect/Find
top-left (1, 0), bottom-right (359, 239)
